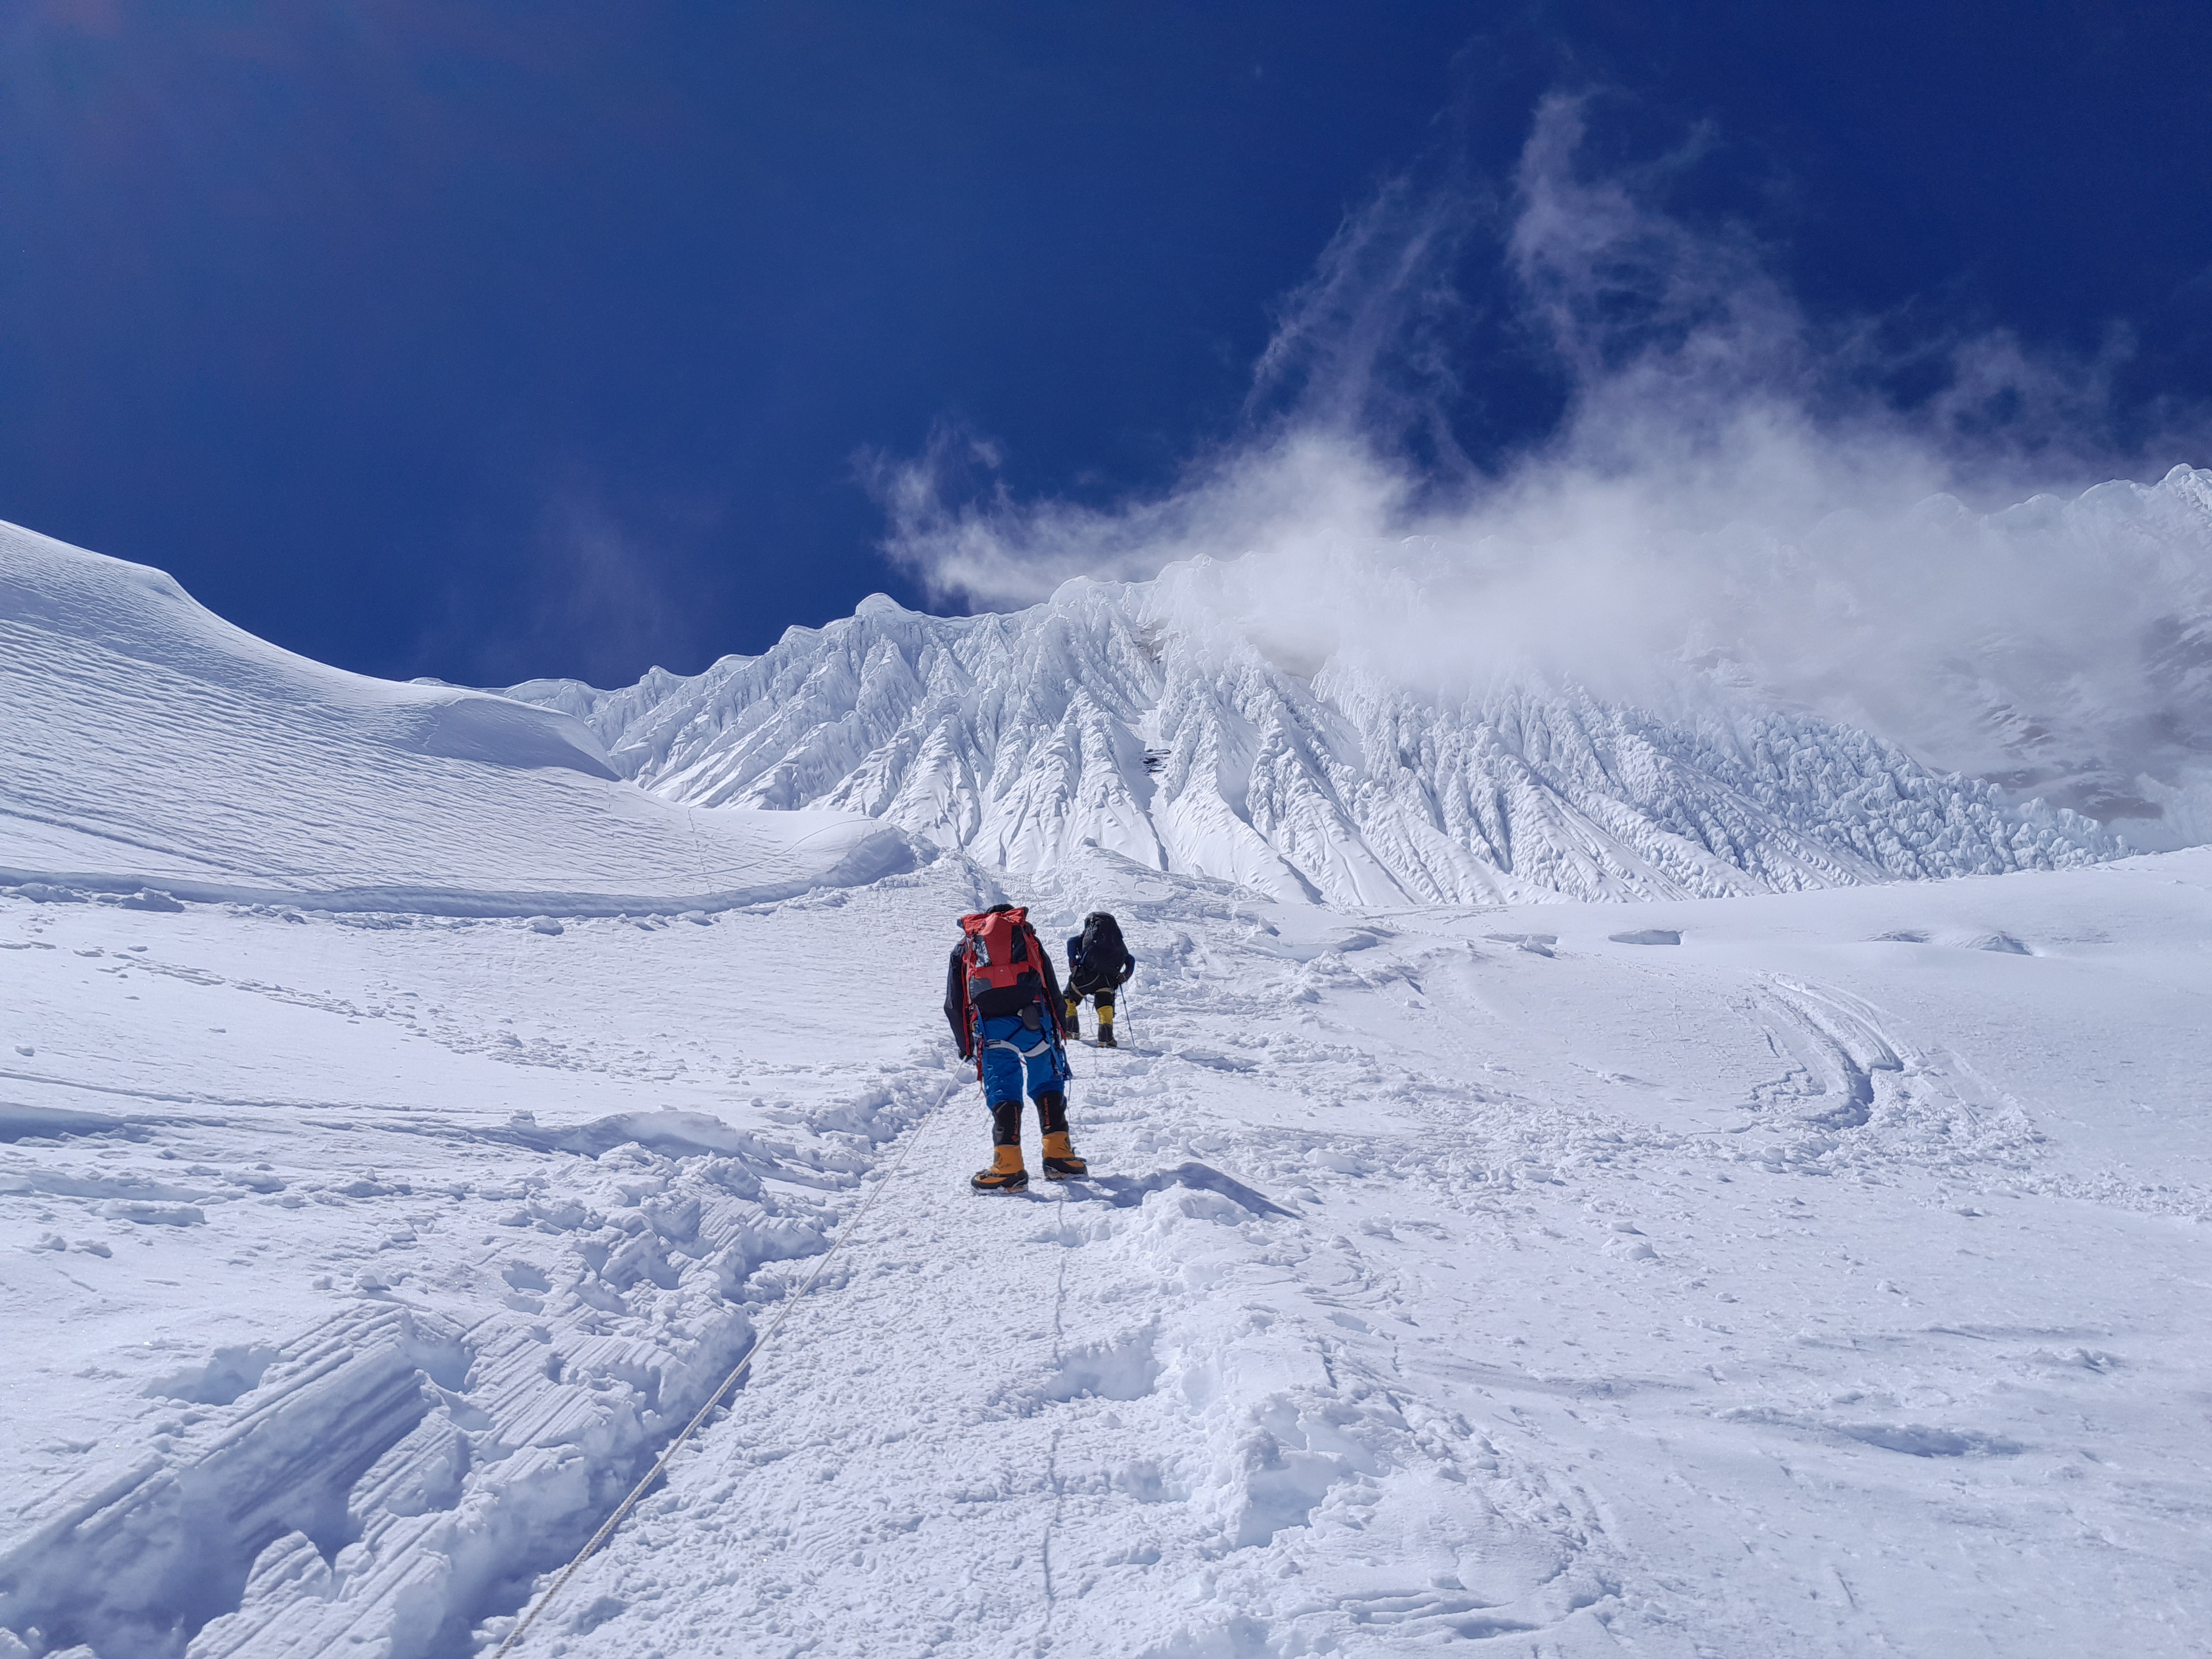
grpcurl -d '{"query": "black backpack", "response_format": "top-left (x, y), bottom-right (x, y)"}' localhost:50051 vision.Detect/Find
top-left (1076, 912), bottom-right (1131, 983)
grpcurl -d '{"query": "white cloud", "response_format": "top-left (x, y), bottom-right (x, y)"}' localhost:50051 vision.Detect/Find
top-left (870, 93), bottom-right (2212, 818)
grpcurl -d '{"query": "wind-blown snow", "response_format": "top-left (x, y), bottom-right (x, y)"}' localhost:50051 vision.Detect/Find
top-left (0, 520), bottom-right (911, 915)
top-left (1722, 465), bottom-right (2212, 841)
top-left (509, 541), bottom-right (2130, 908)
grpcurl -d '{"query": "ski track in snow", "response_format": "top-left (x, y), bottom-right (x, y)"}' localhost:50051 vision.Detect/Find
top-left (4, 846), bottom-right (2207, 1658)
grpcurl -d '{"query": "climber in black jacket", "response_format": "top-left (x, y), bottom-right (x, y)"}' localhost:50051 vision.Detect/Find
top-left (1063, 911), bottom-right (1136, 1048)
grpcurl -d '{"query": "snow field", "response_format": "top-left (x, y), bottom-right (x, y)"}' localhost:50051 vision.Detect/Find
top-left (1, 770), bottom-right (2207, 1655)
top-left (0, 871), bottom-right (962, 1657)
top-left (7, 466), bottom-right (2212, 1659)
top-left (0, 518), bottom-right (909, 913)
top-left (526, 848), bottom-right (2206, 1657)
top-left (0, 845), bottom-right (2203, 1659)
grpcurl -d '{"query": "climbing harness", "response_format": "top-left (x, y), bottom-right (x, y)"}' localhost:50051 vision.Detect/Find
top-left (981, 1024), bottom-right (1065, 1075)
top-left (491, 1084), bottom-right (951, 1656)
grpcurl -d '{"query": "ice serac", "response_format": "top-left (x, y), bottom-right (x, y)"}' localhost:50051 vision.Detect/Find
top-left (510, 563), bottom-right (2132, 907)
top-left (0, 520), bottom-right (911, 913)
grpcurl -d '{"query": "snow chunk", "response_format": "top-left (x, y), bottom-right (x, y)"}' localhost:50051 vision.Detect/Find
top-left (143, 1344), bottom-right (282, 1406)
top-left (98, 1199), bottom-right (204, 1226)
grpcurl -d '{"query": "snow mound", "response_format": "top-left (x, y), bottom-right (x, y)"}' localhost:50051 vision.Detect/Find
top-left (510, 564), bottom-right (2132, 907)
top-left (0, 521), bottom-right (911, 913)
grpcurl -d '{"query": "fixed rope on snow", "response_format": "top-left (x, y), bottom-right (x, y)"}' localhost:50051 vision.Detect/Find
top-left (491, 1085), bottom-right (950, 1656)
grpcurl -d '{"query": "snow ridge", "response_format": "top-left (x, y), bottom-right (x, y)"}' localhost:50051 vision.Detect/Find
top-left (514, 566), bottom-right (2119, 907)
top-left (0, 520), bottom-right (911, 913)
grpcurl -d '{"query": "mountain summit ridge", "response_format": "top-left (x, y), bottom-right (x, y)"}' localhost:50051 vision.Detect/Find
top-left (509, 542), bottom-right (2158, 905)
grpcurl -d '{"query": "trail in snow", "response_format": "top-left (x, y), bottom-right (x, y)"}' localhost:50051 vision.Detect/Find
top-left (507, 847), bottom-right (2210, 1659)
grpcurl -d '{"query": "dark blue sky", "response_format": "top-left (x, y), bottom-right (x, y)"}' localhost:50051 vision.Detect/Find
top-left (4, 2), bottom-right (2209, 687)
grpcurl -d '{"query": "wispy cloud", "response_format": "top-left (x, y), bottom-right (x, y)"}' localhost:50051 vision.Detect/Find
top-left (412, 480), bottom-right (719, 689)
top-left (866, 92), bottom-right (2211, 813)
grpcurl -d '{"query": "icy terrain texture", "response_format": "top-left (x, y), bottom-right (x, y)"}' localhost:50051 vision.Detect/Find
top-left (0, 879), bottom-right (956, 1659)
top-left (0, 520), bottom-right (911, 915)
top-left (495, 474), bottom-right (2212, 904)
top-left (2, 849), bottom-right (2207, 1658)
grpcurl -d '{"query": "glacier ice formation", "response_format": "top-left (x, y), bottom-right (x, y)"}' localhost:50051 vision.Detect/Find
top-left (509, 570), bottom-right (2137, 908)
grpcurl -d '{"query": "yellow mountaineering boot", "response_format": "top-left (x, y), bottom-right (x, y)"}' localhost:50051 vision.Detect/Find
top-left (1094, 1002), bottom-right (1117, 1048)
top-left (1065, 994), bottom-right (1082, 1037)
top-left (1034, 1092), bottom-right (1086, 1180)
top-left (1041, 1130), bottom-right (1088, 1181)
top-left (971, 1142), bottom-right (1029, 1193)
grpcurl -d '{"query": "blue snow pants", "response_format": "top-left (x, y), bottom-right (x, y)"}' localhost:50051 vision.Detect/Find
top-left (974, 1011), bottom-right (1068, 1108)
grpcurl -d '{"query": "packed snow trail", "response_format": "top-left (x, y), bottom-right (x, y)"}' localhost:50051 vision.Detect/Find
top-left (490, 1079), bottom-right (952, 1659)
top-left (516, 1070), bottom-right (1627, 1657)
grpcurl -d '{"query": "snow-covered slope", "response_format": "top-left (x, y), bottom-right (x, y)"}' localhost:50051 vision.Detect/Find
top-left (3, 845), bottom-right (2207, 1658)
top-left (508, 539), bottom-right (2158, 909)
top-left (0, 521), bottom-right (910, 914)
top-left (0, 506), bottom-right (2205, 1658)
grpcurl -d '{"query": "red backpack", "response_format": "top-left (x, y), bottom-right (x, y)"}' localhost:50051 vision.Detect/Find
top-left (958, 906), bottom-right (1059, 1027)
